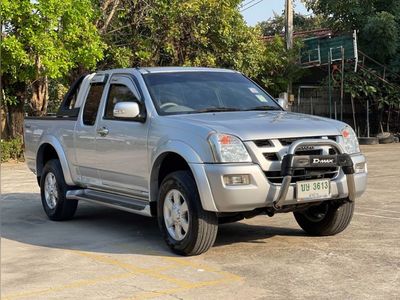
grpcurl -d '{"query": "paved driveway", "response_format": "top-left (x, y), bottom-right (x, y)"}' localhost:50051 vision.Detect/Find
top-left (1, 144), bottom-right (399, 299)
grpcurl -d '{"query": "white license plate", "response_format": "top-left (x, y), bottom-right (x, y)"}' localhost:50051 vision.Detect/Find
top-left (296, 179), bottom-right (331, 201)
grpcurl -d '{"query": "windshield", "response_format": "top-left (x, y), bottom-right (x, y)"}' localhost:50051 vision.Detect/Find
top-left (143, 71), bottom-right (281, 115)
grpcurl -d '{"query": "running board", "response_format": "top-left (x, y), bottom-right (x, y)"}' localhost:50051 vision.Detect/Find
top-left (66, 189), bottom-right (152, 217)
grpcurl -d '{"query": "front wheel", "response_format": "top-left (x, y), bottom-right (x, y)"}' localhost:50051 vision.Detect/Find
top-left (158, 171), bottom-right (218, 256)
top-left (293, 200), bottom-right (354, 236)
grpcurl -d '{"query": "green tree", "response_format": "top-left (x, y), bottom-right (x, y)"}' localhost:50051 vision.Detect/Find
top-left (256, 35), bottom-right (304, 96)
top-left (259, 12), bottom-right (326, 37)
top-left (95, 0), bottom-right (263, 75)
top-left (1, 0), bottom-right (104, 137)
top-left (95, 0), bottom-right (298, 94)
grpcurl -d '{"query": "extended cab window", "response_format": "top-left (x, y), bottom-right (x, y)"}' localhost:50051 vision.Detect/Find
top-left (104, 84), bottom-right (139, 119)
top-left (57, 74), bottom-right (86, 117)
top-left (83, 83), bottom-right (105, 126)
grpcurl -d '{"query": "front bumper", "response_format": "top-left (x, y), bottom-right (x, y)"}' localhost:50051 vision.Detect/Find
top-left (190, 140), bottom-right (367, 213)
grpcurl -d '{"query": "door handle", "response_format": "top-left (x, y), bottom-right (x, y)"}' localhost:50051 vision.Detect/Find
top-left (97, 127), bottom-right (109, 137)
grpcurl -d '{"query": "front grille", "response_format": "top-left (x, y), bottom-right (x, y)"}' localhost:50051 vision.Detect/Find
top-left (263, 153), bottom-right (279, 161)
top-left (295, 149), bottom-right (322, 156)
top-left (279, 136), bottom-right (337, 146)
top-left (264, 168), bottom-right (339, 184)
top-left (254, 139), bottom-right (273, 147)
top-left (249, 135), bottom-right (341, 184)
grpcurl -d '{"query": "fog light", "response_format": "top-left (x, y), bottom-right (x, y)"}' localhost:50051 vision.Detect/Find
top-left (223, 174), bottom-right (250, 186)
top-left (355, 162), bottom-right (367, 173)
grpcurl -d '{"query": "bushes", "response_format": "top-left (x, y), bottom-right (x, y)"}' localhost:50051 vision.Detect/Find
top-left (1, 138), bottom-right (24, 162)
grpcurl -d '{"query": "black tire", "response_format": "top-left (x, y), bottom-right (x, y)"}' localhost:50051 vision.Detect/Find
top-left (358, 137), bottom-right (378, 145)
top-left (157, 171), bottom-right (218, 256)
top-left (40, 159), bottom-right (78, 221)
top-left (377, 133), bottom-right (394, 144)
top-left (293, 200), bottom-right (354, 236)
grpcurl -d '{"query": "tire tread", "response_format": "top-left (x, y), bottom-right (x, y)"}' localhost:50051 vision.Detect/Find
top-left (294, 201), bottom-right (354, 236)
top-left (158, 171), bottom-right (218, 256)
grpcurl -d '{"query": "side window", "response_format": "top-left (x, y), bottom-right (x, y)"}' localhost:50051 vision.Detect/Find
top-left (83, 83), bottom-right (105, 126)
top-left (57, 75), bottom-right (85, 117)
top-left (104, 84), bottom-right (139, 119)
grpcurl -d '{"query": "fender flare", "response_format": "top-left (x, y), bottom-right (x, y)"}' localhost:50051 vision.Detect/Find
top-left (36, 135), bottom-right (75, 186)
top-left (149, 140), bottom-right (218, 212)
top-left (151, 140), bottom-right (203, 165)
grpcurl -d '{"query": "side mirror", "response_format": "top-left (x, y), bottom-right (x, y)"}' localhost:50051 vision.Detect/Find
top-left (113, 102), bottom-right (140, 119)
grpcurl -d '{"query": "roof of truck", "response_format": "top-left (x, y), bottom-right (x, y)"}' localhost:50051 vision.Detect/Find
top-left (97, 67), bottom-right (238, 75)
top-left (138, 67), bottom-right (237, 74)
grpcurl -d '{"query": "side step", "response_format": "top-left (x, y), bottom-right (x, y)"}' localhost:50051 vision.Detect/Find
top-left (66, 189), bottom-right (152, 217)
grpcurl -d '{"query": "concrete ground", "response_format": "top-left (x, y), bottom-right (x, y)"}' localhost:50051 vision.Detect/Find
top-left (1, 144), bottom-right (399, 299)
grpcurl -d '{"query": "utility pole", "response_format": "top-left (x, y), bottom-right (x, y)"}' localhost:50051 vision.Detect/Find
top-left (285, 0), bottom-right (293, 50)
top-left (285, 0), bottom-right (293, 104)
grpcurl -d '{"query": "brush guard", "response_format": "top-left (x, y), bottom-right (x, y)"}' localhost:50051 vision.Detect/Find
top-left (273, 139), bottom-right (356, 210)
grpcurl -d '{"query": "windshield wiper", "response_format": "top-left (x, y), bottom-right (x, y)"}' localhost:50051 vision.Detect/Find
top-left (242, 105), bottom-right (281, 111)
top-left (196, 107), bottom-right (242, 113)
top-left (194, 105), bottom-right (280, 114)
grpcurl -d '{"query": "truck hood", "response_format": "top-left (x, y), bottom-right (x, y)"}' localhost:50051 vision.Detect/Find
top-left (173, 111), bottom-right (344, 140)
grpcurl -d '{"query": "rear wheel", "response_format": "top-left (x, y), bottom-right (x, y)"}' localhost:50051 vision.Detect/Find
top-left (40, 159), bottom-right (78, 221)
top-left (158, 171), bottom-right (218, 256)
top-left (293, 200), bottom-right (354, 236)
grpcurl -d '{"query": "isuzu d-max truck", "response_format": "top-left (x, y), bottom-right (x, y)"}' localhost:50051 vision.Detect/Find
top-left (24, 67), bottom-right (367, 255)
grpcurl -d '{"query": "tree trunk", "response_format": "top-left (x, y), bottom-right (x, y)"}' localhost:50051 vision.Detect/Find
top-left (2, 81), bottom-right (26, 140)
top-left (5, 100), bottom-right (25, 139)
top-left (29, 55), bottom-right (49, 116)
top-left (30, 76), bottom-right (49, 116)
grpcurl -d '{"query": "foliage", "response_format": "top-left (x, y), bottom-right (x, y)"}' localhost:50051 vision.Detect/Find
top-left (259, 12), bottom-right (326, 36)
top-left (2, 88), bottom-right (19, 107)
top-left (1, 0), bottom-right (104, 82)
top-left (342, 69), bottom-right (377, 100)
top-left (361, 12), bottom-right (398, 62)
top-left (256, 36), bottom-right (304, 96)
top-left (95, 0), bottom-right (302, 96)
top-left (47, 81), bottom-right (69, 114)
top-left (97, 0), bottom-right (264, 77)
top-left (1, 138), bottom-right (24, 162)
top-left (1, 0), bottom-right (105, 117)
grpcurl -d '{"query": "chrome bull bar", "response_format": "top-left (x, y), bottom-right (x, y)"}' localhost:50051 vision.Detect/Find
top-left (273, 139), bottom-right (356, 209)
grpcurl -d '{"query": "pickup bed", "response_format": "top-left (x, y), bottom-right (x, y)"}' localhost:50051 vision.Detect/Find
top-left (24, 67), bottom-right (368, 255)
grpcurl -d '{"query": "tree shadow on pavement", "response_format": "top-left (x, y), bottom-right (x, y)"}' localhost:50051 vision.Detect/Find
top-left (1, 192), bottom-right (305, 256)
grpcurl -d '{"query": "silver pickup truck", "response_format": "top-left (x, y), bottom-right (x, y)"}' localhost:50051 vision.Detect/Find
top-left (24, 67), bottom-right (367, 255)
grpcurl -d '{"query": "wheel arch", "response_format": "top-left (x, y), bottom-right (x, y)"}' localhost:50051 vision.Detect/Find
top-left (36, 137), bottom-right (74, 186)
top-left (149, 144), bottom-right (217, 215)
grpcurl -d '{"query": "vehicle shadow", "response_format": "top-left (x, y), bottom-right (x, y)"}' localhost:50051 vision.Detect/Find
top-left (1, 193), bottom-right (305, 256)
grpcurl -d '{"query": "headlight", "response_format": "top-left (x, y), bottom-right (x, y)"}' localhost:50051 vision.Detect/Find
top-left (340, 126), bottom-right (360, 154)
top-left (208, 133), bottom-right (252, 163)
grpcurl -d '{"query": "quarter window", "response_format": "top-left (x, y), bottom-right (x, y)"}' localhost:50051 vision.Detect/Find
top-left (104, 84), bottom-right (139, 119)
top-left (82, 83), bottom-right (105, 126)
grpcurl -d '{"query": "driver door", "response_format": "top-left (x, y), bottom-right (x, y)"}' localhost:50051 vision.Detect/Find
top-left (95, 75), bottom-right (150, 198)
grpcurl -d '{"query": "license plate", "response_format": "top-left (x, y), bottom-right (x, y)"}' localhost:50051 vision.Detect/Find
top-left (296, 179), bottom-right (331, 201)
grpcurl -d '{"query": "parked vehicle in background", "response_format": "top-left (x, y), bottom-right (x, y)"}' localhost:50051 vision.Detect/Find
top-left (24, 67), bottom-right (368, 255)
